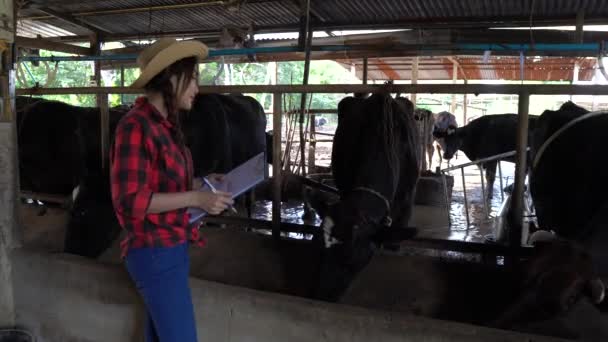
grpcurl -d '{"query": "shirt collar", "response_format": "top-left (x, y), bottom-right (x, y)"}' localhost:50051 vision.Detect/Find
top-left (134, 96), bottom-right (174, 129)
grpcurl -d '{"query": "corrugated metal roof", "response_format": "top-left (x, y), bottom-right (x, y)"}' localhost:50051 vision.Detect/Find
top-left (17, 0), bottom-right (608, 39)
top-left (339, 56), bottom-right (599, 82)
top-left (16, 20), bottom-right (77, 38)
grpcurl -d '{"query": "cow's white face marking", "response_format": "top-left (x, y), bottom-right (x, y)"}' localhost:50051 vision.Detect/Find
top-left (322, 216), bottom-right (340, 248)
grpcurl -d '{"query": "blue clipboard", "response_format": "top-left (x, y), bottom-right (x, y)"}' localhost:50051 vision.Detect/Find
top-left (187, 152), bottom-right (267, 223)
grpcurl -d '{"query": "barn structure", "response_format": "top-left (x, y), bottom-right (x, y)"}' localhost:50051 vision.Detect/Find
top-left (2, 1), bottom-right (608, 341)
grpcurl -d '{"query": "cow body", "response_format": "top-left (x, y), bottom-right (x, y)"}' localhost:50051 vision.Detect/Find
top-left (436, 113), bottom-right (539, 201)
top-left (314, 94), bottom-right (420, 301)
top-left (529, 101), bottom-right (608, 275)
top-left (17, 94), bottom-right (268, 258)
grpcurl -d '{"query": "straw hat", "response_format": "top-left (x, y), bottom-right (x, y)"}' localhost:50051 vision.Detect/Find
top-left (131, 38), bottom-right (209, 88)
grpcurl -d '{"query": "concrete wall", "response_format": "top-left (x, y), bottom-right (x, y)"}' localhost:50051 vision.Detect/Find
top-left (11, 249), bottom-right (567, 342)
top-left (0, 123), bottom-right (20, 327)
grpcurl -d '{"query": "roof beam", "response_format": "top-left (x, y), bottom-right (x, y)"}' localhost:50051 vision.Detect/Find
top-left (16, 36), bottom-right (90, 55)
top-left (44, 24), bottom-right (608, 44)
top-left (37, 7), bottom-right (111, 35)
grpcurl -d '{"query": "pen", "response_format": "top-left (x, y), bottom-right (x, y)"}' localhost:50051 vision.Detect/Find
top-left (202, 177), bottom-right (238, 214)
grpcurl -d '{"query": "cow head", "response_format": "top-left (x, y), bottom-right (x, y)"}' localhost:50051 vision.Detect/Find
top-left (433, 125), bottom-right (462, 159)
top-left (493, 232), bottom-right (605, 329)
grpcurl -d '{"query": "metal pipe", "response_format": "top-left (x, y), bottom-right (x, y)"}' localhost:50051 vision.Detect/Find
top-left (441, 172), bottom-right (451, 226)
top-left (461, 168), bottom-right (470, 229)
top-left (498, 161), bottom-right (504, 202)
top-left (272, 92), bottom-right (283, 242)
top-left (362, 57), bottom-right (368, 84)
top-left (17, 42), bottom-right (606, 63)
top-left (441, 149), bottom-right (527, 172)
top-left (18, 84), bottom-right (608, 96)
top-left (298, 0), bottom-right (313, 177)
top-left (508, 91), bottom-right (530, 262)
top-left (479, 166), bottom-right (489, 219)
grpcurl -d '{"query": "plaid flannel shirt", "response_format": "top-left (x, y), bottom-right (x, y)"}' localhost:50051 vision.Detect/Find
top-left (110, 97), bottom-right (205, 257)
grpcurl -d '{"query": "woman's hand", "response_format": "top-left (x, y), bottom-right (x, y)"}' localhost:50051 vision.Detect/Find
top-left (189, 190), bottom-right (233, 215)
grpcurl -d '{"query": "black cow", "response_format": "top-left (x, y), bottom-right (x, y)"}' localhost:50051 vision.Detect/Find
top-left (17, 98), bottom-right (126, 196)
top-left (312, 94), bottom-right (420, 301)
top-left (529, 101), bottom-right (608, 274)
top-left (434, 114), bottom-right (539, 202)
top-left (18, 94), bottom-right (268, 258)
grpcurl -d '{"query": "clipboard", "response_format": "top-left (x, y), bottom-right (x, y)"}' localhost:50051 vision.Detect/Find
top-left (187, 152), bottom-right (267, 223)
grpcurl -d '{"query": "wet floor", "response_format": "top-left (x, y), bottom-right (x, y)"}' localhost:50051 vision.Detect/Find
top-left (249, 156), bottom-right (517, 248)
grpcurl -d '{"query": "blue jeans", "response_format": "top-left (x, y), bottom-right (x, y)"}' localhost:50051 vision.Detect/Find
top-left (125, 243), bottom-right (198, 342)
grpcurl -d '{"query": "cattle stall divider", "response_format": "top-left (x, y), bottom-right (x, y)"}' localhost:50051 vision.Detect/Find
top-left (440, 149), bottom-right (532, 239)
top-left (18, 84), bottom-right (608, 259)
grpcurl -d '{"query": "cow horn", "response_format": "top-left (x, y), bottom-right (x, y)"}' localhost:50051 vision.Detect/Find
top-left (589, 278), bottom-right (605, 304)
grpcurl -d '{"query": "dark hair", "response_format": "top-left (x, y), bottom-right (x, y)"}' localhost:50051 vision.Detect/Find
top-left (144, 56), bottom-right (198, 146)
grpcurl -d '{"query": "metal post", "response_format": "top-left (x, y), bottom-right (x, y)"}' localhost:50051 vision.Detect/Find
top-left (272, 92), bottom-right (283, 242)
top-left (461, 168), bottom-right (470, 229)
top-left (362, 57), bottom-right (368, 84)
top-left (99, 95), bottom-right (109, 171)
top-left (308, 111), bottom-right (316, 172)
top-left (92, 35), bottom-right (109, 171)
top-left (479, 165), bottom-right (489, 219)
top-left (120, 65), bottom-right (125, 104)
top-left (498, 161), bottom-right (504, 202)
top-left (442, 172), bottom-right (451, 226)
top-left (508, 92), bottom-right (530, 261)
top-left (298, 0), bottom-right (312, 177)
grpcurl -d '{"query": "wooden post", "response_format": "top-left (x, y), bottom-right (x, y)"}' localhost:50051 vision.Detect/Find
top-left (92, 35), bottom-right (109, 171)
top-left (272, 92), bottom-right (283, 242)
top-left (411, 57), bottom-right (419, 105)
top-left (0, 0), bottom-right (18, 326)
top-left (308, 111), bottom-right (316, 172)
top-left (463, 79), bottom-right (468, 124)
top-left (451, 62), bottom-right (458, 113)
top-left (120, 65), bottom-right (125, 104)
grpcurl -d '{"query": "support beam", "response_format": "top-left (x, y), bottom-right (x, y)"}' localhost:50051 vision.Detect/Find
top-left (376, 59), bottom-right (399, 81)
top-left (272, 92), bottom-right (283, 242)
top-left (16, 83), bottom-right (608, 96)
top-left (0, 0), bottom-right (18, 327)
top-left (411, 57), bottom-right (419, 105)
top-left (362, 57), bottom-right (368, 84)
top-left (38, 7), bottom-right (111, 35)
top-left (16, 36), bottom-right (90, 55)
top-left (507, 92), bottom-right (530, 266)
top-left (576, 11), bottom-right (585, 44)
top-left (451, 61), bottom-right (457, 113)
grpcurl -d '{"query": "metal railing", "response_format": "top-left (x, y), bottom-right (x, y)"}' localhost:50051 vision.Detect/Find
top-left (439, 148), bottom-right (529, 230)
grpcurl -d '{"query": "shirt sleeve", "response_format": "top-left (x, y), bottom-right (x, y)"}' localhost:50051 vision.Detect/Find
top-left (110, 119), bottom-right (154, 221)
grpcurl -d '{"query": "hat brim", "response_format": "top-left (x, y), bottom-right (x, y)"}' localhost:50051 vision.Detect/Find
top-left (131, 40), bottom-right (208, 89)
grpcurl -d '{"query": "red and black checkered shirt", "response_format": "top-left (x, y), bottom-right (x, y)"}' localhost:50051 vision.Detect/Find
top-left (110, 97), bottom-right (205, 258)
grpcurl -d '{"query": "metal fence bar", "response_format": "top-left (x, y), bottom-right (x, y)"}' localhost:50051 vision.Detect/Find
top-left (16, 84), bottom-right (608, 96)
top-left (498, 161), bottom-right (504, 202)
top-left (479, 166), bottom-right (489, 219)
top-left (461, 167), bottom-right (470, 229)
top-left (441, 172), bottom-right (451, 226)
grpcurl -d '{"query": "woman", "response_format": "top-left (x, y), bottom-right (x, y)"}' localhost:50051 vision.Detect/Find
top-left (110, 38), bottom-right (233, 342)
